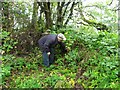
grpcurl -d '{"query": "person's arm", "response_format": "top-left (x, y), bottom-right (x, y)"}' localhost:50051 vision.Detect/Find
top-left (43, 39), bottom-right (52, 54)
top-left (59, 42), bottom-right (67, 53)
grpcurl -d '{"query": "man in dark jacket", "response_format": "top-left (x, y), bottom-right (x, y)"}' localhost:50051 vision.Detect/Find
top-left (38, 33), bottom-right (67, 67)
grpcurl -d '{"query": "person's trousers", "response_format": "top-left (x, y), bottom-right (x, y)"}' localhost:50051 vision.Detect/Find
top-left (42, 48), bottom-right (54, 67)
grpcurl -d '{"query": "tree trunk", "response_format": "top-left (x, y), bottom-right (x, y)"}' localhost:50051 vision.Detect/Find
top-left (2, 2), bottom-right (14, 32)
top-left (64, 2), bottom-right (77, 27)
top-left (43, 2), bottom-right (53, 29)
top-left (56, 2), bottom-right (65, 28)
top-left (32, 0), bottom-right (38, 30)
top-left (37, 2), bottom-right (45, 33)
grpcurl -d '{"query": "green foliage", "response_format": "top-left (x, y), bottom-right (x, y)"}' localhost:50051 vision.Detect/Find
top-left (44, 74), bottom-right (63, 87)
top-left (83, 54), bottom-right (118, 88)
top-left (55, 27), bottom-right (119, 88)
top-left (13, 2), bottom-right (32, 30)
top-left (1, 0), bottom-right (118, 88)
top-left (2, 26), bottom-right (118, 88)
top-left (1, 31), bottom-right (17, 81)
top-left (83, 0), bottom-right (118, 32)
top-left (1, 31), bottom-right (17, 53)
top-left (10, 72), bottom-right (45, 88)
top-left (2, 55), bottom-right (15, 77)
top-left (78, 30), bottom-right (118, 55)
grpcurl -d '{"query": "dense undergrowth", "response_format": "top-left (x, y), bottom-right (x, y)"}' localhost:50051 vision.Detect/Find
top-left (1, 26), bottom-right (119, 88)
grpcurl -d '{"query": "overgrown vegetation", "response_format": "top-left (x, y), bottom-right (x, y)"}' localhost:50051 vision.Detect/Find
top-left (1, 26), bottom-right (119, 88)
top-left (1, 0), bottom-right (119, 89)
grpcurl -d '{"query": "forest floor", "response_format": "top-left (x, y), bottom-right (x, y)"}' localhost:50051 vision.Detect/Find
top-left (3, 46), bottom-right (90, 88)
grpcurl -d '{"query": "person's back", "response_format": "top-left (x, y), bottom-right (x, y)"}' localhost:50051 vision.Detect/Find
top-left (38, 34), bottom-right (56, 45)
top-left (38, 34), bottom-right (58, 52)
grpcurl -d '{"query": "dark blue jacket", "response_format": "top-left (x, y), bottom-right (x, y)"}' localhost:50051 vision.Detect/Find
top-left (38, 34), bottom-right (66, 53)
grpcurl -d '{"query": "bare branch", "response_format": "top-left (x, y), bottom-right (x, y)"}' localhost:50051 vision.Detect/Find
top-left (84, 11), bottom-right (96, 19)
top-left (112, 5), bottom-right (120, 11)
top-left (84, 5), bottom-right (100, 8)
top-left (63, 2), bottom-right (71, 7)
top-left (77, 22), bottom-right (89, 26)
top-left (107, 0), bottom-right (113, 6)
top-left (77, 2), bottom-right (108, 31)
top-left (62, 2), bottom-right (71, 17)
top-left (64, 2), bottom-right (75, 26)
top-left (61, 2), bottom-right (65, 7)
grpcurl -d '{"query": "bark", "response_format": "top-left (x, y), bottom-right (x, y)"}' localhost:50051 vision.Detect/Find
top-left (32, 0), bottom-right (38, 30)
top-left (56, 2), bottom-right (65, 28)
top-left (43, 2), bottom-right (53, 29)
top-left (37, 2), bottom-right (45, 33)
top-left (37, 2), bottom-right (44, 24)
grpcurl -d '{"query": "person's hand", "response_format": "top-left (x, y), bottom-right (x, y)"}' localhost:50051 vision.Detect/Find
top-left (63, 48), bottom-right (68, 53)
top-left (47, 52), bottom-right (50, 55)
top-left (67, 47), bottom-right (71, 51)
top-left (65, 47), bottom-right (70, 53)
top-left (65, 49), bottom-right (67, 53)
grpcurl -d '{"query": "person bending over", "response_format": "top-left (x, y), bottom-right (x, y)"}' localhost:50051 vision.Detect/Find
top-left (38, 33), bottom-right (67, 67)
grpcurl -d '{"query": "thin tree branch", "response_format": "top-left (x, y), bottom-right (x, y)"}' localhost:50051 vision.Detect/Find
top-left (62, 2), bottom-right (71, 17)
top-left (84, 11), bottom-right (96, 19)
top-left (77, 22), bottom-right (89, 26)
top-left (107, 0), bottom-right (113, 6)
top-left (78, 2), bottom-right (108, 30)
top-left (64, 2), bottom-right (78, 26)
